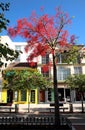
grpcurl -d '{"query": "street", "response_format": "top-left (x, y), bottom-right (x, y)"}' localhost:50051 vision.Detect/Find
top-left (61, 113), bottom-right (85, 130)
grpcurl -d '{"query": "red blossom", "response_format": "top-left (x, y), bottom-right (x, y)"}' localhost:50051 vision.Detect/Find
top-left (42, 64), bottom-right (49, 73)
top-left (8, 28), bottom-right (17, 37)
top-left (70, 35), bottom-right (76, 44)
top-left (28, 62), bottom-right (37, 67)
top-left (24, 45), bottom-right (29, 53)
top-left (8, 7), bottom-right (75, 67)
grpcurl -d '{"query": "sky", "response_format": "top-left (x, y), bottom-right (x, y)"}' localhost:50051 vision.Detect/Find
top-left (1, 0), bottom-right (85, 45)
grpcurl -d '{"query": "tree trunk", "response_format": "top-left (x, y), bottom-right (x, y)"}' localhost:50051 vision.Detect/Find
top-left (81, 93), bottom-right (84, 113)
top-left (53, 52), bottom-right (60, 126)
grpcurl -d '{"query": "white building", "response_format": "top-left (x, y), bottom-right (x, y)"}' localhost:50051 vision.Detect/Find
top-left (0, 36), bottom-right (85, 104)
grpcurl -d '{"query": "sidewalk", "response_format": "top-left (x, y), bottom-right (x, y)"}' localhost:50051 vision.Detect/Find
top-left (62, 113), bottom-right (85, 130)
top-left (74, 125), bottom-right (85, 130)
top-left (0, 103), bottom-right (85, 130)
top-left (11, 103), bottom-right (85, 113)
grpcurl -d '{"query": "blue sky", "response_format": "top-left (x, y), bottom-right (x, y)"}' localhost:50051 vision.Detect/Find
top-left (1, 0), bottom-right (85, 45)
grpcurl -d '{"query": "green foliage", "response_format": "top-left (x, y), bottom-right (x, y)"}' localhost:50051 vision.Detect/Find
top-left (0, 2), bottom-right (20, 66)
top-left (66, 74), bottom-right (85, 113)
top-left (3, 68), bottom-right (50, 90)
top-left (65, 75), bottom-right (76, 90)
top-left (0, 2), bottom-right (10, 32)
top-left (0, 42), bottom-right (19, 66)
top-left (65, 74), bottom-right (85, 91)
top-left (59, 46), bottom-right (82, 64)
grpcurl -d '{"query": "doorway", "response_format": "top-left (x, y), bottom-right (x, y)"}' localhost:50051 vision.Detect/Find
top-left (39, 90), bottom-right (45, 102)
top-left (7, 89), bottom-right (13, 104)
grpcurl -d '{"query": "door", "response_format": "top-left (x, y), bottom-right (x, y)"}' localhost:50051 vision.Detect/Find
top-left (39, 90), bottom-right (45, 102)
top-left (7, 89), bottom-right (13, 104)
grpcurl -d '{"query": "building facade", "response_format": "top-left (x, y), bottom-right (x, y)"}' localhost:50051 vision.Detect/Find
top-left (0, 36), bottom-right (85, 105)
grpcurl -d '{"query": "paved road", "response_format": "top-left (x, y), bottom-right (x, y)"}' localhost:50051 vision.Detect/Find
top-left (62, 113), bottom-right (85, 124)
top-left (61, 113), bottom-right (85, 130)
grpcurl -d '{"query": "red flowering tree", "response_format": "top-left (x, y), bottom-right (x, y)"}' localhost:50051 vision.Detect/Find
top-left (8, 7), bottom-right (75, 126)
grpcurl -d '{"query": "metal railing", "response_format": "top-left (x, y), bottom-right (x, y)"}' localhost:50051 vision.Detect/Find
top-left (60, 116), bottom-right (72, 130)
top-left (0, 115), bottom-right (72, 129)
top-left (0, 116), bottom-right (54, 126)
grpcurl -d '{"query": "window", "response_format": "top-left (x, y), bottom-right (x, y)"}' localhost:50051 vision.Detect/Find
top-left (57, 54), bottom-right (62, 63)
top-left (57, 67), bottom-right (71, 81)
top-left (75, 88), bottom-right (85, 101)
top-left (48, 88), bottom-right (52, 101)
top-left (15, 45), bottom-right (21, 61)
top-left (75, 89), bottom-right (81, 101)
top-left (76, 54), bottom-right (81, 64)
top-left (74, 67), bottom-right (82, 74)
top-left (14, 91), bottom-right (18, 101)
top-left (20, 90), bottom-right (27, 101)
top-left (42, 53), bottom-right (49, 64)
top-left (42, 72), bottom-right (49, 77)
top-left (41, 67), bottom-right (49, 77)
top-left (65, 89), bottom-right (70, 102)
top-left (30, 90), bottom-right (35, 103)
top-left (41, 53), bottom-right (49, 77)
top-left (57, 53), bottom-right (68, 63)
top-left (58, 88), bottom-right (64, 101)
